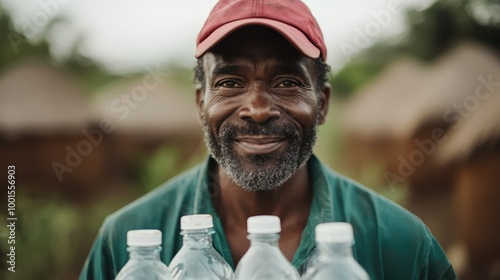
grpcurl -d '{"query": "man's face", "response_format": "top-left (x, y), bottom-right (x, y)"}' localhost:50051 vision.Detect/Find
top-left (196, 26), bottom-right (329, 192)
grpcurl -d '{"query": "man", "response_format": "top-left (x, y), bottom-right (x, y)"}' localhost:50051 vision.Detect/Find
top-left (80, 0), bottom-right (457, 279)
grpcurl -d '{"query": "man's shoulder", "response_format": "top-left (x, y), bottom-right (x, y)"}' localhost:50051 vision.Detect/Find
top-left (314, 158), bottom-right (431, 243)
top-left (79, 163), bottom-right (207, 279)
top-left (103, 163), bottom-right (204, 232)
top-left (319, 161), bottom-right (426, 233)
top-left (317, 160), bottom-right (452, 278)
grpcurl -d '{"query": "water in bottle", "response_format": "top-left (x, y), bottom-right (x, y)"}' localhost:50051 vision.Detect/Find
top-left (302, 222), bottom-right (370, 280)
top-left (115, 229), bottom-right (174, 280)
top-left (169, 214), bottom-right (234, 279)
top-left (235, 215), bottom-right (301, 280)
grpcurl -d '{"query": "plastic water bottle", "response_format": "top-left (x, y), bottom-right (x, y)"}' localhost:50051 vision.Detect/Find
top-left (169, 214), bottom-right (234, 279)
top-left (115, 229), bottom-right (174, 280)
top-left (235, 215), bottom-right (300, 280)
top-left (302, 222), bottom-right (370, 280)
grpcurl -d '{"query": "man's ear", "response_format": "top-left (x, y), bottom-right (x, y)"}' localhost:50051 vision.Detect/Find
top-left (195, 87), bottom-right (204, 126)
top-left (318, 82), bottom-right (331, 125)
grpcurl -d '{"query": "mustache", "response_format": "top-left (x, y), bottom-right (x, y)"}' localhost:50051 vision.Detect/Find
top-left (219, 122), bottom-right (299, 140)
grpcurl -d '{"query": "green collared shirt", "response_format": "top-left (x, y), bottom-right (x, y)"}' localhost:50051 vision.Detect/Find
top-left (80, 155), bottom-right (456, 280)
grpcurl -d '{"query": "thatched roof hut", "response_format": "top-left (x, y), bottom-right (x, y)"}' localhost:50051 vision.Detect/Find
top-left (0, 59), bottom-right (92, 137)
top-left (343, 57), bottom-right (427, 141)
top-left (436, 92), bottom-right (500, 165)
top-left (393, 42), bottom-right (500, 140)
top-left (343, 42), bottom-right (500, 182)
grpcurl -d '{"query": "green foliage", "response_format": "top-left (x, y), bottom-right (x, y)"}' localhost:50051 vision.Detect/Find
top-left (0, 7), bottom-right (51, 70)
top-left (164, 64), bottom-right (197, 91)
top-left (141, 143), bottom-right (206, 192)
top-left (0, 5), bottom-right (118, 94)
top-left (0, 189), bottom-right (136, 280)
top-left (331, 61), bottom-right (384, 98)
top-left (399, 0), bottom-right (500, 60)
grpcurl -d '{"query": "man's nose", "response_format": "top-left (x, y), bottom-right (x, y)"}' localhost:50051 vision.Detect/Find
top-left (238, 89), bottom-right (281, 124)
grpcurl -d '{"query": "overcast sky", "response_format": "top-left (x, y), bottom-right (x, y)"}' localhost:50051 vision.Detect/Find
top-left (1, 0), bottom-right (434, 73)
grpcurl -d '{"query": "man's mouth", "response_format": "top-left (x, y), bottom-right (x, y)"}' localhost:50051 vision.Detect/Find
top-left (233, 135), bottom-right (286, 155)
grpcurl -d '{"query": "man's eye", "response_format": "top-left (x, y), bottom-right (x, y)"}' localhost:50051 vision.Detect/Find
top-left (220, 81), bottom-right (242, 88)
top-left (276, 80), bottom-right (299, 88)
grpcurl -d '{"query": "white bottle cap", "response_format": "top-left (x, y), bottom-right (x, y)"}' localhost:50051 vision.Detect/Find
top-left (315, 222), bottom-right (354, 244)
top-left (247, 215), bottom-right (281, 234)
top-left (127, 229), bottom-right (162, 247)
top-left (181, 214), bottom-right (213, 230)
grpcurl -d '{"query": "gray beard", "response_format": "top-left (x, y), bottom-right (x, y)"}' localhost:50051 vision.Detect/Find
top-left (201, 113), bottom-right (318, 192)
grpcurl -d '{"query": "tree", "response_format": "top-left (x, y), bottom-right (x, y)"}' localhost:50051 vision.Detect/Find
top-left (330, 0), bottom-right (500, 99)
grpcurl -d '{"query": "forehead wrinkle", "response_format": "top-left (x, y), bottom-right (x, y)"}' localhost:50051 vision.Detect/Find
top-left (212, 55), bottom-right (310, 78)
top-left (210, 54), bottom-right (269, 78)
top-left (272, 63), bottom-right (309, 78)
top-left (212, 64), bottom-right (245, 76)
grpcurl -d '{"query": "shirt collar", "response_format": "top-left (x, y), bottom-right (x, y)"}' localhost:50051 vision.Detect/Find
top-left (292, 155), bottom-right (334, 271)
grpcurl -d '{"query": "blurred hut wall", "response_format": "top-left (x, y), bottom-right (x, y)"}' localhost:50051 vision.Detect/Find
top-left (436, 89), bottom-right (500, 279)
top-left (342, 42), bottom-right (500, 276)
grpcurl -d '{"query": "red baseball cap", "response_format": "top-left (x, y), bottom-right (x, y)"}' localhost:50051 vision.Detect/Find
top-left (195, 0), bottom-right (327, 61)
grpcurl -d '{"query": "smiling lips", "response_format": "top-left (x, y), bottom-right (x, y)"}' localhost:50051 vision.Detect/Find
top-left (234, 136), bottom-right (286, 154)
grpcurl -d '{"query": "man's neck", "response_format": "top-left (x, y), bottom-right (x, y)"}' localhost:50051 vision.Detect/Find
top-left (209, 161), bottom-right (313, 264)
top-left (212, 163), bottom-right (312, 222)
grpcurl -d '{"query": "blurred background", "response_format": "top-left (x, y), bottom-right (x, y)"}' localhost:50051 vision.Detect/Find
top-left (0, 0), bottom-right (499, 279)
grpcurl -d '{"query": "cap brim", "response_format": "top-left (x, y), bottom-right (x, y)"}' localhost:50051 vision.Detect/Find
top-left (195, 18), bottom-right (320, 59)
